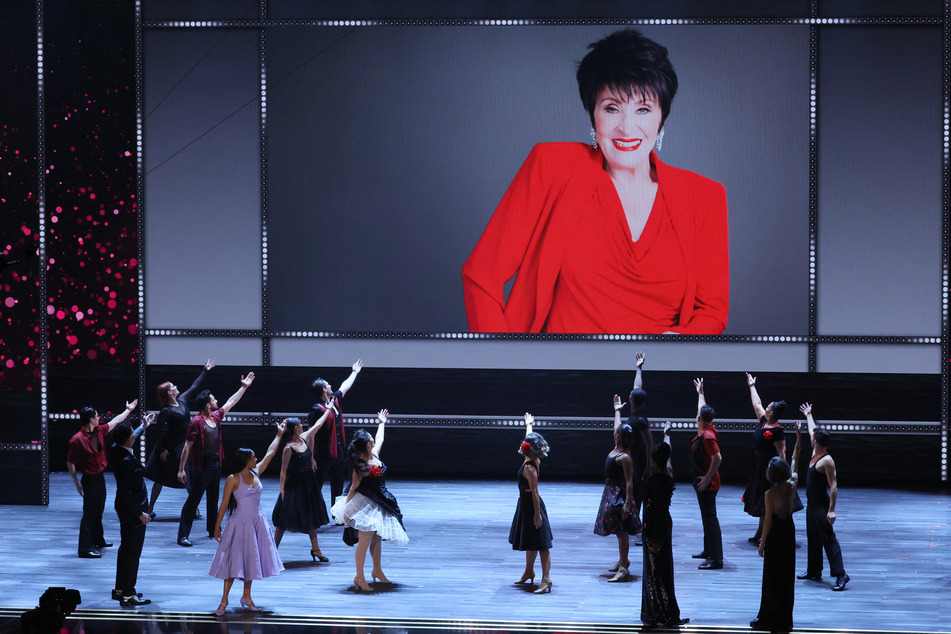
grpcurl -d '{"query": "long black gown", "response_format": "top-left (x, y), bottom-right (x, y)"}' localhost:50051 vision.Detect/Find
top-left (743, 420), bottom-right (802, 516)
top-left (754, 510), bottom-right (796, 631)
top-left (641, 472), bottom-right (680, 626)
top-left (272, 445), bottom-right (329, 532)
top-left (509, 459), bottom-right (553, 551)
top-left (145, 368), bottom-right (208, 488)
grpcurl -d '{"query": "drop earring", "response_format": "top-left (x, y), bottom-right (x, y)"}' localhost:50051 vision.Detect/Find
top-left (590, 127), bottom-right (598, 151)
top-left (655, 128), bottom-right (665, 152)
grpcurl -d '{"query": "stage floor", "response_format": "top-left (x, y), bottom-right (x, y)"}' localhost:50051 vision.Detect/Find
top-left (1, 473), bottom-right (949, 633)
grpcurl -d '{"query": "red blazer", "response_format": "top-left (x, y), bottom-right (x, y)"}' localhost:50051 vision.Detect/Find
top-left (462, 143), bottom-right (729, 334)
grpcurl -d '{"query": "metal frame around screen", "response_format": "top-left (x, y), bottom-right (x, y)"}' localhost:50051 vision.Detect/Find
top-left (128, 6), bottom-right (950, 481)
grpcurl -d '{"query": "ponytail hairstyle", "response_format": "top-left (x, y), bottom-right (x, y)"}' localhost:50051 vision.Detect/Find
top-left (518, 432), bottom-right (550, 460)
top-left (348, 429), bottom-right (373, 471)
top-left (615, 423), bottom-right (635, 451)
top-left (226, 448), bottom-right (255, 515)
top-left (768, 400), bottom-right (788, 422)
top-left (156, 382), bottom-right (173, 407)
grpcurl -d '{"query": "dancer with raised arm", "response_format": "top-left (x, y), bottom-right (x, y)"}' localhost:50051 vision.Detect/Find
top-left (331, 409), bottom-right (408, 592)
top-left (311, 359), bottom-right (363, 506)
top-left (742, 373), bottom-right (801, 544)
top-left (67, 398), bottom-right (141, 559)
top-left (210, 422), bottom-right (285, 616)
top-left (690, 378), bottom-right (723, 570)
top-left (628, 351), bottom-right (653, 538)
top-left (798, 403), bottom-right (849, 591)
top-left (146, 359), bottom-right (215, 515)
top-left (641, 423), bottom-right (688, 627)
top-left (271, 408), bottom-right (333, 562)
top-left (751, 420), bottom-right (802, 632)
top-left (594, 394), bottom-right (636, 581)
top-left (177, 372), bottom-right (255, 547)
top-left (511, 413), bottom-right (554, 594)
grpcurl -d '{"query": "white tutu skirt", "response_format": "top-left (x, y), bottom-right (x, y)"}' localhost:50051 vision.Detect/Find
top-left (331, 492), bottom-right (409, 546)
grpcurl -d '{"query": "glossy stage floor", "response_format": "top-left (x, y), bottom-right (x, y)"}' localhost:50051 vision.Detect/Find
top-left (1, 473), bottom-right (949, 634)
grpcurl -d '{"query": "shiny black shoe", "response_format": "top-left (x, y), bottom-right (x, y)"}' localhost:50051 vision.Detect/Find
top-left (96, 542), bottom-right (113, 548)
top-left (177, 538), bottom-right (193, 547)
top-left (691, 552), bottom-right (708, 559)
top-left (698, 559), bottom-right (723, 570)
top-left (78, 550), bottom-right (102, 559)
top-left (119, 595), bottom-right (151, 607)
top-left (666, 618), bottom-right (690, 627)
top-left (194, 509), bottom-right (202, 520)
top-left (797, 572), bottom-right (822, 581)
top-left (113, 590), bottom-right (142, 601)
top-left (833, 573), bottom-right (850, 591)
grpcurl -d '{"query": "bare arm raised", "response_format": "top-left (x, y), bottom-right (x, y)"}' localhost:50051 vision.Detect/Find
top-left (338, 359), bottom-right (363, 397)
top-left (220, 373), bottom-right (255, 416)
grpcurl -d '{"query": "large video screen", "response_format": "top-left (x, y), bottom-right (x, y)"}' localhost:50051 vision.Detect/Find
top-left (265, 25), bottom-right (812, 335)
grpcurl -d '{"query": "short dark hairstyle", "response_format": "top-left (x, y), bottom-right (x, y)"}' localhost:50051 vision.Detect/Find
top-left (699, 404), bottom-right (716, 424)
top-left (767, 456), bottom-right (791, 485)
top-left (312, 378), bottom-right (329, 394)
top-left (79, 406), bottom-right (97, 425)
top-left (813, 428), bottom-right (831, 448)
top-left (577, 29), bottom-right (679, 128)
top-left (519, 432), bottom-right (551, 460)
top-left (195, 389), bottom-right (213, 410)
top-left (629, 388), bottom-right (647, 411)
top-left (651, 441), bottom-right (671, 468)
top-left (112, 422), bottom-right (134, 446)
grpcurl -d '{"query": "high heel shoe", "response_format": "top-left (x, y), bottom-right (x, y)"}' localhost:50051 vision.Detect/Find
top-left (514, 572), bottom-right (535, 584)
top-left (353, 577), bottom-right (373, 592)
top-left (534, 579), bottom-right (552, 594)
top-left (239, 597), bottom-right (262, 612)
top-left (608, 562), bottom-right (620, 572)
top-left (371, 569), bottom-right (391, 584)
top-left (214, 601), bottom-right (227, 617)
top-left (311, 549), bottom-right (330, 562)
top-left (607, 566), bottom-right (630, 582)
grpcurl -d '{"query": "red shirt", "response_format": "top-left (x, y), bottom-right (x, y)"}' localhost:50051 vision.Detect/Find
top-left (689, 426), bottom-right (721, 491)
top-left (462, 143), bottom-right (729, 334)
top-left (186, 409), bottom-right (225, 472)
top-left (67, 425), bottom-right (109, 475)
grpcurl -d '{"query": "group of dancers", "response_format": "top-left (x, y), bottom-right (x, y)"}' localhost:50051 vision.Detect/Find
top-left (66, 353), bottom-right (848, 630)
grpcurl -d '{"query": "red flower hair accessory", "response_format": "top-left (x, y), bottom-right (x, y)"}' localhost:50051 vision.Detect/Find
top-left (370, 465), bottom-right (383, 477)
top-left (520, 441), bottom-right (532, 455)
top-left (763, 430), bottom-right (773, 440)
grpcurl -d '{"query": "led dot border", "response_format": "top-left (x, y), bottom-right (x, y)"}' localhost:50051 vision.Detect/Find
top-left (36, 0), bottom-right (50, 505)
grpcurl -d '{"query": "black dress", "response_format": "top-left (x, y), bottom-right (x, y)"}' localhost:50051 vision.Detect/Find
top-left (272, 446), bottom-right (329, 532)
top-left (145, 368), bottom-right (208, 488)
top-left (743, 420), bottom-right (803, 516)
top-left (594, 453), bottom-right (639, 535)
top-left (754, 510), bottom-right (796, 631)
top-left (641, 472), bottom-right (680, 626)
top-left (509, 459), bottom-right (553, 551)
top-left (628, 413), bottom-right (650, 516)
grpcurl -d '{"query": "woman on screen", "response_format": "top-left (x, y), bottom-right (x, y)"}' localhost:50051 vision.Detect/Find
top-left (462, 29), bottom-right (729, 335)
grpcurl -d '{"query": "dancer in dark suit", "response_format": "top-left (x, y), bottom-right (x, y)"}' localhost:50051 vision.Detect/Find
top-left (110, 415), bottom-right (155, 606)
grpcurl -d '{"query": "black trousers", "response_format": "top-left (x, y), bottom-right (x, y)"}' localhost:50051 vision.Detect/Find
top-left (805, 503), bottom-right (845, 576)
top-left (316, 451), bottom-right (347, 507)
top-left (695, 485), bottom-right (723, 562)
top-left (79, 472), bottom-right (106, 553)
top-left (115, 512), bottom-right (146, 596)
top-left (178, 456), bottom-right (220, 540)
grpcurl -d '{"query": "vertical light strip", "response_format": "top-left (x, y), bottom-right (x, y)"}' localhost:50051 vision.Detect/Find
top-left (807, 3), bottom-right (819, 373)
top-left (941, 0), bottom-right (949, 481)
top-left (36, 0), bottom-right (49, 505)
top-left (135, 0), bottom-right (147, 462)
top-left (260, 0), bottom-right (270, 367)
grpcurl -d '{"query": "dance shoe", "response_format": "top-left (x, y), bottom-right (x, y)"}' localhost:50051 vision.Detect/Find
top-left (311, 549), bottom-right (329, 562)
top-left (833, 574), bottom-right (850, 591)
top-left (797, 572), bottom-right (822, 581)
top-left (96, 542), bottom-right (113, 548)
top-left (119, 595), bottom-right (151, 607)
top-left (691, 551), bottom-right (708, 559)
top-left (607, 567), bottom-right (630, 582)
top-left (177, 538), bottom-right (193, 547)
top-left (78, 550), bottom-right (102, 559)
top-left (112, 589), bottom-right (142, 601)
top-left (214, 602), bottom-right (227, 617)
top-left (515, 571), bottom-right (535, 584)
top-left (533, 579), bottom-right (552, 594)
top-left (239, 597), bottom-right (262, 611)
top-left (353, 577), bottom-right (374, 592)
top-left (698, 559), bottom-right (723, 570)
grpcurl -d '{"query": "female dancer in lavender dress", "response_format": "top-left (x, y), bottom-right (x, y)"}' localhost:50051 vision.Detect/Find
top-left (210, 421), bottom-right (286, 616)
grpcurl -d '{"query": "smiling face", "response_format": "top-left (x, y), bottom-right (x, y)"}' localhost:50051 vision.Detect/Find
top-left (593, 86), bottom-right (662, 175)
